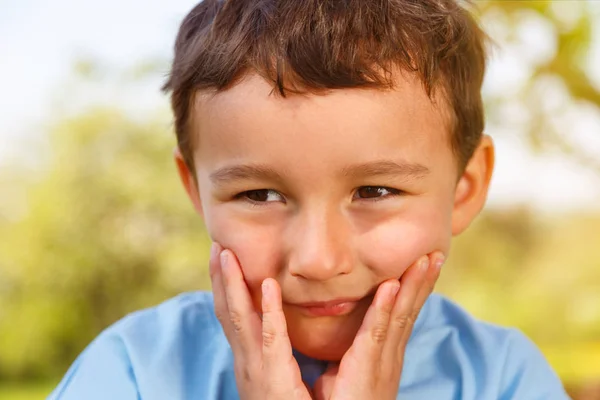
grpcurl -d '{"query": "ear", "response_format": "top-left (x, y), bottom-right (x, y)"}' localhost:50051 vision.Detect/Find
top-left (451, 134), bottom-right (495, 235)
top-left (173, 147), bottom-right (204, 217)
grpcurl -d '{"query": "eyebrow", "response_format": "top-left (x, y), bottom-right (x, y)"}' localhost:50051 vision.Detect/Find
top-left (210, 160), bottom-right (429, 186)
top-left (341, 160), bottom-right (430, 179)
top-left (210, 164), bottom-right (284, 186)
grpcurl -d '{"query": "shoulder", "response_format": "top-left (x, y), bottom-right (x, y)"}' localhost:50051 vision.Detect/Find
top-left (49, 291), bottom-right (235, 400)
top-left (111, 291), bottom-right (221, 349)
top-left (416, 293), bottom-right (519, 347)
top-left (101, 291), bottom-right (225, 370)
top-left (402, 294), bottom-right (569, 399)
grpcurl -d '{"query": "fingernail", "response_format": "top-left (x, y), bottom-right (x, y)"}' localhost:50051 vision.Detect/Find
top-left (418, 256), bottom-right (430, 271)
top-left (434, 255), bottom-right (445, 270)
top-left (220, 250), bottom-right (229, 269)
top-left (378, 281), bottom-right (400, 307)
top-left (262, 279), bottom-right (271, 298)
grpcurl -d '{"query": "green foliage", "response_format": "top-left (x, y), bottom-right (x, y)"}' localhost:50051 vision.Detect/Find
top-left (438, 210), bottom-right (600, 345)
top-left (0, 109), bottom-right (211, 380)
top-left (481, 0), bottom-right (600, 173)
top-left (1, 105), bottom-right (598, 386)
top-left (0, 0), bottom-right (599, 393)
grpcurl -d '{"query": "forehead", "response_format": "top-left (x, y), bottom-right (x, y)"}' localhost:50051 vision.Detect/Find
top-left (190, 72), bottom-right (452, 172)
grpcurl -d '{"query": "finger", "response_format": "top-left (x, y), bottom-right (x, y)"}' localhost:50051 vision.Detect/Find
top-left (398, 252), bottom-right (444, 349)
top-left (412, 252), bottom-right (444, 323)
top-left (209, 242), bottom-right (237, 345)
top-left (220, 249), bottom-right (263, 357)
top-left (343, 279), bottom-right (400, 370)
top-left (382, 255), bottom-right (429, 369)
top-left (261, 278), bottom-right (302, 382)
top-left (395, 252), bottom-right (444, 351)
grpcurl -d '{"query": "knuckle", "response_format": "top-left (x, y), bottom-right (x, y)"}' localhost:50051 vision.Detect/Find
top-left (391, 313), bottom-right (413, 330)
top-left (262, 328), bottom-right (278, 348)
top-left (262, 316), bottom-right (286, 348)
top-left (215, 310), bottom-right (228, 326)
top-left (229, 310), bottom-right (245, 334)
top-left (371, 323), bottom-right (388, 344)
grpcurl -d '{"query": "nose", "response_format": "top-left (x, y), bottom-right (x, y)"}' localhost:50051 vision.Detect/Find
top-left (286, 205), bottom-right (353, 281)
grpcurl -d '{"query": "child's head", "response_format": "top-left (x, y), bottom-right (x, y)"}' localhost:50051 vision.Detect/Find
top-left (164, 0), bottom-right (494, 360)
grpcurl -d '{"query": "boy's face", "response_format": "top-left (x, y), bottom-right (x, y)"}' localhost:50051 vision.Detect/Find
top-left (177, 73), bottom-right (493, 361)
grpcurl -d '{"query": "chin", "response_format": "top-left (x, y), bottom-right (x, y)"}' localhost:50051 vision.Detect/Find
top-left (286, 310), bottom-right (366, 361)
top-left (292, 337), bottom-right (350, 361)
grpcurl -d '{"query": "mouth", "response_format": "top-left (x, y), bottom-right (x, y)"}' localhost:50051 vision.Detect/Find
top-left (287, 297), bottom-right (368, 317)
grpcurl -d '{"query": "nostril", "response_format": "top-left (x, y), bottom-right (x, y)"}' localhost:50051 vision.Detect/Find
top-left (286, 212), bottom-right (353, 280)
top-left (287, 253), bottom-right (353, 281)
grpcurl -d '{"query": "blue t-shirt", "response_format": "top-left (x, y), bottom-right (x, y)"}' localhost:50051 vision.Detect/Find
top-left (48, 292), bottom-right (569, 400)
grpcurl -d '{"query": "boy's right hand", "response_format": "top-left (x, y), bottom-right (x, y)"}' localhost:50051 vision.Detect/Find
top-left (209, 243), bottom-right (313, 400)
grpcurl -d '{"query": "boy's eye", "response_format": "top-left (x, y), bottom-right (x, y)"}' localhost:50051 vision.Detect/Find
top-left (353, 186), bottom-right (401, 200)
top-left (241, 189), bottom-right (285, 203)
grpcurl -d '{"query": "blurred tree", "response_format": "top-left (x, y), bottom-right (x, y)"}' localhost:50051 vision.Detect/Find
top-left (438, 211), bottom-right (600, 343)
top-left (0, 109), bottom-right (211, 380)
top-left (480, 0), bottom-right (600, 173)
top-left (0, 0), bottom-right (599, 391)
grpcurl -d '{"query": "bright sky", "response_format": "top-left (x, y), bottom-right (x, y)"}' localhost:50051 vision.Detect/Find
top-left (1, 0), bottom-right (599, 213)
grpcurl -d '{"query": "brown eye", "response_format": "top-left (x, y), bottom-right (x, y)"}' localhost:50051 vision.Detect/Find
top-left (242, 189), bottom-right (284, 203)
top-left (354, 186), bottom-right (400, 200)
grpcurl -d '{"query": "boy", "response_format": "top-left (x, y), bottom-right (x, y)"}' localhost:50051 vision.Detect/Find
top-left (49, 0), bottom-right (570, 399)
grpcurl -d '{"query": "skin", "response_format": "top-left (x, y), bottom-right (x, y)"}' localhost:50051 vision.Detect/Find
top-left (174, 71), bottom-right (494, 397)
top-left (209, 240), bottom-right (440, 399)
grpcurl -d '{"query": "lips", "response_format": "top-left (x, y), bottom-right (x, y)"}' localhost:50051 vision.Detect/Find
top-left (288, 297), bottom-right (365, 317)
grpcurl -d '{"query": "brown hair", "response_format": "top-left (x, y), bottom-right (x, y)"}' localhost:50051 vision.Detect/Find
top-left (163, 0), bottom-right (488, 177)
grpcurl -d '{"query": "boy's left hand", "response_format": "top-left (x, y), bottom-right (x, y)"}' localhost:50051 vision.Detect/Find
top-left (312, 252), bottom-right (445, 400)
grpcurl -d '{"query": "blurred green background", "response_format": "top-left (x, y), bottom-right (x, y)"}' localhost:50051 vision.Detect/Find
top-left (0, 1), bottom-right (599, 399)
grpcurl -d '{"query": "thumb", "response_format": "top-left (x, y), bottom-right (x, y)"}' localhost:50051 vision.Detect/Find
top-left (313, 363), bottom-right (339, 400)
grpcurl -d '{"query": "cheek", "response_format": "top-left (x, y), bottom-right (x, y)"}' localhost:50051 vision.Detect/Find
top-left (357, 200), bottom-right (452, 277)
top-left (206, 207), bottom-right (283, 290)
